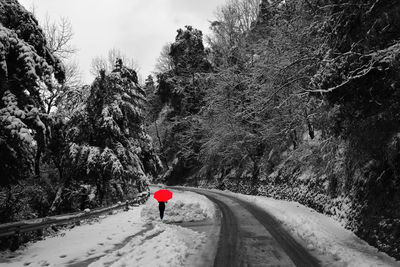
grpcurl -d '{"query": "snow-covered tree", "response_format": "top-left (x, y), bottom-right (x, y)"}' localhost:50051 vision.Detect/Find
top-left (58, 60), bottom-right (161, 208)
top-left (149, 26), bottom-right (213, 185)
top-left (169, 26), bottom-right (212, 76)
top-left (0, 0), bottom-right (65, 183)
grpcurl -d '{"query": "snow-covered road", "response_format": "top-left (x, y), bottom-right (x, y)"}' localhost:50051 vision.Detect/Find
top-left (0, 187), bottom-right (217, 267)
top-left (177, 186), bottom-right (400, 267)
top-left (2, 185), bottom-right (400, 267)
top-left (176, 187), bottom-right (319, 267)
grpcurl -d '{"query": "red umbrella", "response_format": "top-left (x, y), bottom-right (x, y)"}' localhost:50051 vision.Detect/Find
top-left (154, 189), bottom-right (173, 202)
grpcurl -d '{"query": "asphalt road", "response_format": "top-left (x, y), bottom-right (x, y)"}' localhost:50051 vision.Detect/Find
top-left (175, 187), bottom-right (321, 267)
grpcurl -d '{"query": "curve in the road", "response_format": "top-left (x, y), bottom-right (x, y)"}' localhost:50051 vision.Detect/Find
top-left (186, 188), bottom-right (321, 267)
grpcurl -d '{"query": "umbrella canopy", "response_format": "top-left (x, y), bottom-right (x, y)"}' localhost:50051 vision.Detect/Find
top-left (154, 189), bottom-right (173, 202)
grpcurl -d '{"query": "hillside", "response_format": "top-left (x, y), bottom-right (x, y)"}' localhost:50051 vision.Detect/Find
top-left (149, 0), bottom-right (400, 259)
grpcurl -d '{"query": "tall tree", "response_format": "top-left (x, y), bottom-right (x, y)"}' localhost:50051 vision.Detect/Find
top-left (50, 60), bottom-right (160, 211)
top-left (0, 0), bottom-right (65, 183)
top-left (207, 0), bottom-right (260, 67)
top-left (150, 26), bottom-right (212, 185)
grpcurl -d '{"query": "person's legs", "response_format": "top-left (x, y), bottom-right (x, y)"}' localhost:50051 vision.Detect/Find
top-left (159, 202), bottom-right (165, 219)
top-left (160, 205), bottom-right (165, 219)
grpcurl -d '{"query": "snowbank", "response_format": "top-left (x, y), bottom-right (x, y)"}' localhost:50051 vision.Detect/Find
top-left (213, 189), bottom-right (400, 267)
top-left (142, 188), bottom-right (215, 223)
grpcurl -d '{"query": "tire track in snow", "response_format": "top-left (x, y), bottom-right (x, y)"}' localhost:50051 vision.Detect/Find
top-left (230, 194), bottom-right (321, 267)
top-left (201, 193), bottom-right (239, 267)
top-left (179, 187), bottom-right (321, 267)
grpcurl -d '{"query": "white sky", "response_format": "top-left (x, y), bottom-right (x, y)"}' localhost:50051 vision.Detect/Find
top-left (19, 0), bottom-right (226, 84)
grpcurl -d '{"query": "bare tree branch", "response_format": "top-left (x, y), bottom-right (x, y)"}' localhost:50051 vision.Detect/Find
top-left (43, 15), bottom-right (76, 59)
top-left (90, 48), bottom-right (140, 77)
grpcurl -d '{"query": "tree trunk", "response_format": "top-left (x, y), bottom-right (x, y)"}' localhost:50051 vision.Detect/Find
top-left (307, 119), bottom-right (315, 139)
top-left (49, 184), bottom-right (64, 214)
top-left (34, 146), bottom-right (42, 177)
top-left (291, 129), bottom-right (298, 149)
top-left (102, 178), bottom-right (108, 206)
top-left (48, 164), bottom-right (65, 214)
top-left (154, 121), bottom-right (169, 169)
top-left (97, 182), bottom-right (103, 205)
top-left (235, 161), bottom-right (244, 190)
top-left (154, 121), bottom-right (162, 149)
top-left (252, 160), bottom-right (260, 186)
top-left (251, 159), bottom-right (260, 194)
top-left (304, 109), bottom-right (314, 139)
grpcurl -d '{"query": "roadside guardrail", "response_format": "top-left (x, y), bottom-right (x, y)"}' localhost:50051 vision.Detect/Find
top-left (0, 191), bottom-right (150, 239)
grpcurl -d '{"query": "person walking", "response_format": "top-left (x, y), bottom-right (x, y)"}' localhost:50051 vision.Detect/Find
top-left (154, 186), bottom-right (172, 220)
top-left (158, 201), bottom-right (166, 220)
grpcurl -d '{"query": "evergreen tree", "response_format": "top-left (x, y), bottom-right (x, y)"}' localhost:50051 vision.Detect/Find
top-left (59, 60), bottom-right (160, 209)
top-left (0, 0), bottom-right (65, 184)
top-left (152, 26), bottom-right (213, 185)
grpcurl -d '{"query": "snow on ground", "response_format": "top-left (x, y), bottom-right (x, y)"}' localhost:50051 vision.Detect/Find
top-left (210, 188), bottom-right (400, 267)
top-left (0, 207), bottom-right (147, 266)
top-left (88, 187), bottom-right (215, 266)
top-left (88, 222), bottom-right (206, 267)
top-left (142, 187), bottom-right (215, 223)
top-left (0, 188), bottom-right (216, 267)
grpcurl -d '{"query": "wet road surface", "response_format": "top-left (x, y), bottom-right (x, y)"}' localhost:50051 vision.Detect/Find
top-left (173, 187), bottom-right (321, 267)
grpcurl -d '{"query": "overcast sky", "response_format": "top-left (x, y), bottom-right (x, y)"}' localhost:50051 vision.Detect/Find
top-left (19, 0), bottom-right (226, 84)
